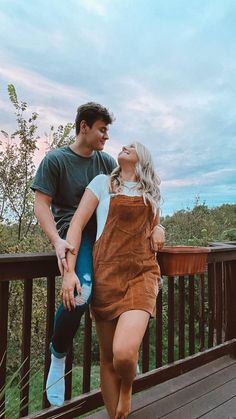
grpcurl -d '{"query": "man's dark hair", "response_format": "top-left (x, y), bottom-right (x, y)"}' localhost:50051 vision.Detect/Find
top-left (75, 102), bottom-right (114, 135)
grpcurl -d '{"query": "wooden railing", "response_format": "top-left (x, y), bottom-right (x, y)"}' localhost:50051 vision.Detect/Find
top-left (0, 245), bottom-right (236, 418)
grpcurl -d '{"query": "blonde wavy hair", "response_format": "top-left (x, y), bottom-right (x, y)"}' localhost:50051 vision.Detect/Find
top-left (109, 141), bottom-right (161, 215)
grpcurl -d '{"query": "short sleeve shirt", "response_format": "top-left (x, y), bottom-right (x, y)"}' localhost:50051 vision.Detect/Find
top-left (87, 174), bottom-right (143, 240)
top-left (31, 147), bottom-right (117, 237)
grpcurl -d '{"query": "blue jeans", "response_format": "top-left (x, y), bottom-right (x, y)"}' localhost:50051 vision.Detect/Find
top-left (50, 231), bottom-right (95, 357)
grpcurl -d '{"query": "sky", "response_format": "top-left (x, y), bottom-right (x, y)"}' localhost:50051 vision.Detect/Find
top-left (0, 0), bottom-right (235, 216)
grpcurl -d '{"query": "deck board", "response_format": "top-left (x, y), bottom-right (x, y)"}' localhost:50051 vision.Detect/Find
top-left (85, 355), bottom-right (236, 419)
top-left (200, 395), bottom-right (236, 418)
top-left (160, 377), bottom-right (236, 418)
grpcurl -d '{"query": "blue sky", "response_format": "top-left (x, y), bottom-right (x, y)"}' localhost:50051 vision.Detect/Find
top-left (0, 0), bottom-right (235, 215)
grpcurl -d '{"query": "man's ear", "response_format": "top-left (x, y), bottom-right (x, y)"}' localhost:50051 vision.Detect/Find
top-left (80, 120), bottom-right (87, 134)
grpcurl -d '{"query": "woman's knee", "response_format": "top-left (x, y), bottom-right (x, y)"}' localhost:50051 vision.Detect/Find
top-left (113, 346), bottom-right (137, 372)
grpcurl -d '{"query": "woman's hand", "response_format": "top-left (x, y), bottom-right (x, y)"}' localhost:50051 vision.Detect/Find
top-left (150, 225), bottom-right (165, 252)
top-left (60, 271), bottom-right (81, 311)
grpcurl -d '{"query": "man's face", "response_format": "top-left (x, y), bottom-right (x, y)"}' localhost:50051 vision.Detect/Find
top-left (84, 120), bottom-right (109, 151)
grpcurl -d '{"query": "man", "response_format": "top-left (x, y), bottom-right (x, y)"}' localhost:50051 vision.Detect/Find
top-left (32, 102), bottom-right (117, 406)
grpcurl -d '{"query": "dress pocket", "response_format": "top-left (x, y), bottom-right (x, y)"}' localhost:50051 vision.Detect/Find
top-left (115, 206), bottom-right (147, 236)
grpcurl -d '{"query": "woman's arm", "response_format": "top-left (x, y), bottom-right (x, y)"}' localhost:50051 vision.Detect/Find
top-left (150, 208), bottom-right (165, 252)
top-left (61, 189), bottom-right (99, 310)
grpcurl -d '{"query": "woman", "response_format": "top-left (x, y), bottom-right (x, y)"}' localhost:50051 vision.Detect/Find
top-left (62, 142), bottom-right (164, 419)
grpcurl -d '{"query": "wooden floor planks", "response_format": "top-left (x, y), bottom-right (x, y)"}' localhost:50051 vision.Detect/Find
top-left (160, 377), bottom-right (236, 418)
top-left (200, 396), bottom-right (236, 418)
top-left (85, 355), bottom-right (236, 419)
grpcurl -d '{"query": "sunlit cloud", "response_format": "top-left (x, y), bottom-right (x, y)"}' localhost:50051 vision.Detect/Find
top-left (163, 168), bottom-right (236, 189)
top-left (0, 62), bottom-right (88, 102)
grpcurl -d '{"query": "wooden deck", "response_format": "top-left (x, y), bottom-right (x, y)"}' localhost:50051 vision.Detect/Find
top-left (86, 355), bottom-right (236, 419)
top-left (1, 247), bottom-right (236, 418)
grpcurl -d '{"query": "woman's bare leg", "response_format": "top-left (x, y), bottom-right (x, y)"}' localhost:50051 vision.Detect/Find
top-left (95, 318), bottom-right (121, 419)
top-left (113, 310), bottom-right (150, 419)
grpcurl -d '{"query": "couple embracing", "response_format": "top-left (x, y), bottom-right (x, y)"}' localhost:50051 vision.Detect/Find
top-left (32, 102), bottom-right (165, 419)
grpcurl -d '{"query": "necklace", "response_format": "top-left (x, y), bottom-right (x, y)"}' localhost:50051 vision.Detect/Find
top-left (123, 181), bottom-right (138, 192)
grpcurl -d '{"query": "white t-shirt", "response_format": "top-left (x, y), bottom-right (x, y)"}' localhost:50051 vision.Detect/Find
top-left (86, 174), bottom-right (143, 240)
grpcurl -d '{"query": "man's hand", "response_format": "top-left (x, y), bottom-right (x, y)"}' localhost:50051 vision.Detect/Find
top-left (150, 225), bottom-right (165, 252)
top-left (54, 237), bottom-right (75, 275)
top-left (60, 271), bottom-right (81, 310)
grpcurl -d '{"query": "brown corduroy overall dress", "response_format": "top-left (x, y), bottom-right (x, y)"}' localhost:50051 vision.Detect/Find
top-left (91, 194), bottom-right (160, 321)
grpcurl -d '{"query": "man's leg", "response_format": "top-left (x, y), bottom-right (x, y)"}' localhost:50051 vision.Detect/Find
top-left (51, 231), bottom-right (94, 355)
top-left (46, 231), bottom-right (94, 406)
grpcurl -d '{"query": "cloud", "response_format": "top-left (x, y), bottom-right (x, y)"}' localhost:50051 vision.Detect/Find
top-left (0, 0), bottom-right (235, 214)
top-left (162, 168), bottom-right (236, 189)
top-left (79, 27), bottom-right (108, 49)
top-left (79, 0), bottom-right (108, 16)
top-left (0, 99), bottom-right (12, 113)
top-left (0, 61), bottom-right (88, 102)
top-left (0, 59), bottom-right (94, 136)
top-left (30, 105), bottom-right (74, 134)
top-left (112, 77), bottom-right (185, 139)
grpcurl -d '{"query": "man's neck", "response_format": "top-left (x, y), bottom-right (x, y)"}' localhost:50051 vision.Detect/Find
top-left (70, 138), bottom-right (94, 157)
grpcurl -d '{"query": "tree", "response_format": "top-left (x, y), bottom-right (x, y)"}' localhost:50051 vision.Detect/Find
top-left (0, 85), bottom-right (39, 241)
top-left (0, 84), bottom-right (75, 249)
top-left (45, 123), bottom-right (75, 150)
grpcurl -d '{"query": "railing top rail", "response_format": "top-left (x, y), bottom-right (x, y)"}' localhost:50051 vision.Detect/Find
top-left (207, 243), bottom-right (236, 263)
top-left (0, 252), bottom-right (59, 281)
top-left (0, 252), bottom-right (56, 264)
top-left (0, 242), bottom-right (235, 284)
top-left (208, 242), bottom-right (236, 252)
top-left (0, 243), bottom-right (236, 264)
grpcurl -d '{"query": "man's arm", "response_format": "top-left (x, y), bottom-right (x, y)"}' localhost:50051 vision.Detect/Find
top-left (34, 191), bottom-right (75, 275)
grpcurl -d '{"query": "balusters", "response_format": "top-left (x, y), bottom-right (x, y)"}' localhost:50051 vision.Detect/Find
top-left (168, 276), bottom-right (175, 363)
top-left (215, 262), bottom-right (223, 344)
top-left (178, 276), bottom-right (185, 359)
top-left (42, 276), bottom-right (56, 408)
top-left (199, 273), bottom-right (205, 351)
top-left (208, 263), bottom-right (215, 348)
top-left (156, 287), bottom-right (163, 368)
top-left (0, 281), bottom-right (9, 417)
top-left (82, 309), bottom-right (92, 393)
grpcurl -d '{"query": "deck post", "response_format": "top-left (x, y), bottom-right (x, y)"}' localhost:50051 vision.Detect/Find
top-left (225, 260), bottom-right (236, 345)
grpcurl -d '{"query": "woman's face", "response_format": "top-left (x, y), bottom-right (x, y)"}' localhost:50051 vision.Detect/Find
top-left (118, 144), bottom-right (139, 165)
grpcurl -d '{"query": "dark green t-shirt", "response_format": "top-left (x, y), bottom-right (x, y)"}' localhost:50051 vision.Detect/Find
top-left (31, 146), bottom-right (117, 237)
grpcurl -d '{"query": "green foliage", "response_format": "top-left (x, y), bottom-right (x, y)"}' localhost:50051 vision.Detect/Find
top-left (4, 365), bottom-right (100, 418)
top-left (162, 202), bottom-right (236, 246)
top-left (221, 228), bottom-right (236, 241)
top-left (6, 277), bottom-right (62, 378)
top-left (0, 84), bottom-right (74, 251)
top-left (45, 123), bottom-right (75, 150)
top-left (0, 222), bottom-right (52, 253)
top-left (0, 85), bottom-right (38, 241)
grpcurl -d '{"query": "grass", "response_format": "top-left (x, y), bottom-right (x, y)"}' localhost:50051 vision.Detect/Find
top-left (3, 365), bottom-right (100, 418)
